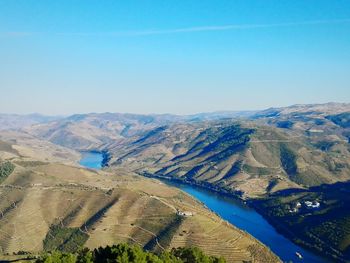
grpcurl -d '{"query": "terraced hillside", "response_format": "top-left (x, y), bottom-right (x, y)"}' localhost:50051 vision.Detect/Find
top-left (16, 104), bottom-right (350, 198)
top-left (22, 113), bottom-right (251, 151)
top-left (105, 116), bottom-right (350, 198)
top-left (0, 140), bottom-right (279, 263)
top-left (1, 103), bottom-right (349, 261)
top-left (0, 131), bottom-right (80, 165)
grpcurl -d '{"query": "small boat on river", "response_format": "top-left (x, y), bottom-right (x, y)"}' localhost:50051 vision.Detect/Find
top-left (295, 252), bottom-right (303, 259)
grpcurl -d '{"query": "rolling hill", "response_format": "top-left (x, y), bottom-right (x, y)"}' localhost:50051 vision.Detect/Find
top-left (11, 103), bottom-right (350, 199)
top-left (104, 104), bottom-right (350, 198)
top-left (0, 114), bottom-right (62, 131)
top-left (20, 111), bottom-right (255, 151)
top-left (0, 137), bottom-right (279, 263)
top-left (1, 102), bottom-right (349, 261)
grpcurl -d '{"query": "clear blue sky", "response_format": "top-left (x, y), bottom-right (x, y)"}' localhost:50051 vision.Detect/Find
top-left (0, 0), bottom-right (349, 115)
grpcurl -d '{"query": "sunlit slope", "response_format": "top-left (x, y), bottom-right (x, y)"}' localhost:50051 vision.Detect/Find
top-left (0, 160), bottom-right (279, 263)
top-left (22, 113), bottom-right (181, 151)
top-left (0, 131), bottom-right (80, 165)
top-left (20, 112), bottom-right (256, 151)
top-left (108, 120), bottom-right (350, 198)
top-left (18, 104), bottom-right (350, 198)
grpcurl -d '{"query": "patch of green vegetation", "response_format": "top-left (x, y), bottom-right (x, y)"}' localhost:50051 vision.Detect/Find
top-left (36, 243), bottom-right (226, 263)
top-left (37, 251), bottom-right (77, 263)
top-left (279, 144), bottom-right (297, 176)
top-left (171, 246), bottom-right (225, 263)
top-left (253, 181), bottom-right (350, 261)
top-left (43, 225), bottom-right (89, 253)
top-left (0, 161), bottom-right (15, 183)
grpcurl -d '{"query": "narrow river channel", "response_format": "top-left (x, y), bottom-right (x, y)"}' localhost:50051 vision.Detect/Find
top-left (80, 152), bottom-right (326, 263)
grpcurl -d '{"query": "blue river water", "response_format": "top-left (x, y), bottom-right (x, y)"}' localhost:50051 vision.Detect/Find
top-left (79, 151), bottom-right (103, 169)
top-left (80, 152), bottom-right (326, 263)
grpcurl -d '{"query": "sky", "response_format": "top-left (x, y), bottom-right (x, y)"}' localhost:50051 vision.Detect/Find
top-left (0, 0), bottom-right (350, 115)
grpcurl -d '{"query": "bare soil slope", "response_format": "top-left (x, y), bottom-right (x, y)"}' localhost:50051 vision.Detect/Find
top-left (0, 158), bottom-right (279, 263)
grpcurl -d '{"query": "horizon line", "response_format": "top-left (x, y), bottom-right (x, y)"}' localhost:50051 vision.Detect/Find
top-left (0, 102), bottom-right (348, 117)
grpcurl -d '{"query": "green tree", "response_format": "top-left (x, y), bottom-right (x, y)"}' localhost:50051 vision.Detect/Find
top-left (37, 251), bottom-right (77, 263)
top-left (171, 247), bottom-right (225, 263)
top-left (36, 243), bottom-right (226, 263)
top-left (159, 251), bottom-right (182, 263)
top-left (0, 161), bottom-right (15, 183)
top-left (77, 248), bottom-right (93, 263)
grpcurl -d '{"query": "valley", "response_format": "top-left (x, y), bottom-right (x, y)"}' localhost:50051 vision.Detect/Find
top-left (0, 134), bottom-right (279, 262)
top-left (0, 102), bottom-right (350, 262)
top-left (2, 0), bottom-right (349, 261)
top-left (80, 152), bottom-right (323, 262)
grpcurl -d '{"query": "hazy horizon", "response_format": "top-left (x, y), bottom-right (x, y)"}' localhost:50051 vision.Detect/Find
top-left (1, 1), bottom-right (350, 115)
top-left (1, 101), bottom-right (349, 117)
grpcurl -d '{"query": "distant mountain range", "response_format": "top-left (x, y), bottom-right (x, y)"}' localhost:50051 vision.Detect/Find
top-left (1, 102), bottom-right (348, 131)
top-left (1, 103), bottom-right (350, 198)
top-left (0, 113), bottom-right (62, 131)
top-left (5, 103), bottom-right (347, 195)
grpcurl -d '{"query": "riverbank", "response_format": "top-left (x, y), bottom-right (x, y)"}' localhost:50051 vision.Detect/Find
top-left (250, 201), bottom-right (332, 261)
top-left (251, 183), bottom-right (350, 262)
top-left (81, 152), bottom-right (325, 262)
top-left (77, 151), bottom-right (281, 263)
top-left (142, 172), bottom-right (245, 200)
top-left (140, 172), bottom-right (325, 262)
top-left (79, 150), bottom-right (111, 169)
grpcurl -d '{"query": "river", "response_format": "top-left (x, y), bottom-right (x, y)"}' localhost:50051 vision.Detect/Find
top-left (79, 151), bottom-right (104, 169)
top-left (79, 152), bottom-right (326, 263)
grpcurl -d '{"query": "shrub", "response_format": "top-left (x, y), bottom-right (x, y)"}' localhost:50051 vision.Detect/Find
top-left (36, 243), bottom-right (226, 263)
top-left (0, 161), bottom-right (15, 183)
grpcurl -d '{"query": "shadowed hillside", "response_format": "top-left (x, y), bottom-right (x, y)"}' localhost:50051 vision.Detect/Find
top-left (252, 181), bottom-right (350, 262)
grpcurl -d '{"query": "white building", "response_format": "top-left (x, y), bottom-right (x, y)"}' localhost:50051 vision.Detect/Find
top-left (305, 201), bottom-right (320, 208)
top-left (311, 202), bottom-right (320, 208)
top-left (177, 211), bottom-right (194, 217)
top-left (305, 201), bottom-right (313, 207)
